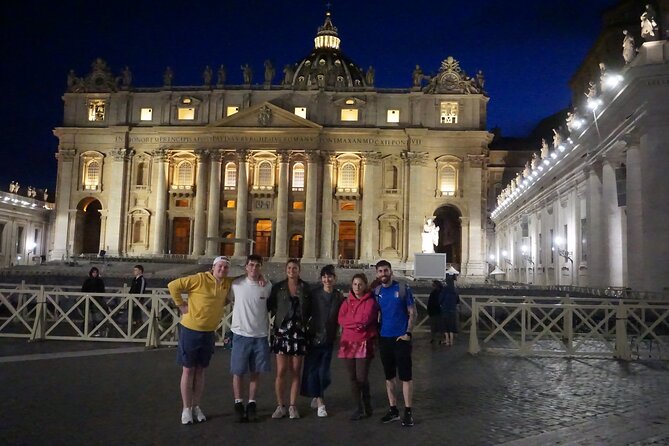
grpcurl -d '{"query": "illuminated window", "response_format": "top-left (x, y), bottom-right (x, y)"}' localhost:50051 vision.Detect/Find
top-left (88, 100), bottom-right (106, 121)
top-left (341, 109), bottom-right (359, 121)
top-left (84, 160), bottom-right (101, 189)
top-left (386, 109), bottom-right (400, 123)
top-left (340, 201), bottom-right (355, 211)
top-left (224, 163), bottom-right (237, 189)
top-left (140, 108), bottom-right (153, 121)
top-left (178, 107), bottom-right (195, 120)
top-left (226, 200), bottom-right (236, 208)
top-left (439, 166), bottom-right (457, 195)
top-left (175, 199), bottom-right (190, 207)
top-left (440, 102), bottom-right (458, 124)
top-left (292, 162), bottom-right (305, 190)
top-left (345, 99), bottom-right (355, 105)
top-left (176, 161), bottom-right (193, 185)
top-left (292, 201), bottom-right (304, 210)
top-left (294, 107), bottom-right (307, 119)
top-left (257, 161), bottom-right (273, 187)
top-left (226, 106), bottom-right (240, 116)
top-left (340, 163), bottom-right (357, 188)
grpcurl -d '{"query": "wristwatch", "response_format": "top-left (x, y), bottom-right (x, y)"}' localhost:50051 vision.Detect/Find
top-left (405, 332), bottom-right (412, 338)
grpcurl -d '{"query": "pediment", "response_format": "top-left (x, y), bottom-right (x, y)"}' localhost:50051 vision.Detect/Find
top-left (209, 102), bottom-right (322, 129)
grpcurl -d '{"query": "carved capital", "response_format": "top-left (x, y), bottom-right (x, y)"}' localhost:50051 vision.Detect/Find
top-left (57, 148), bottom-right (76, 162)
top-left (361, 151), bottom-right (383, 166)
top-left (151, 148), bottom-right (169, 163)
top-left (276, 149), bottom-right (290, 163)
top-left (194, 149), bottom-right (210, 163)
top-left (401, 151), bottom-right (429, 166)
top-left (621, 130), bottom-right (640, 148)
top-left (111, 147), bottom-right (133, 162)
top-left (322, 152), bottom-right (337, 165)
top-left (466, 154), bottom-right (485, 168)
top-left (209, 150), bottom-right (223, 163)
top-left (236, 149), bottom-right (251, 163)
top-left (305, 150), bottom-right (320, 164)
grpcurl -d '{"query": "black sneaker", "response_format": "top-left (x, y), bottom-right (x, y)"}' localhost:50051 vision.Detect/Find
top-left (246, 401), bottom-right (257, 422)
top-left (380, 407), bottom-right (400, 423)
top-left (350, 407), bottom-right (364, 421)
top-left (234, 402), bottom-right (247, 422)
top-left (401, 409), bottom-right (414, 427)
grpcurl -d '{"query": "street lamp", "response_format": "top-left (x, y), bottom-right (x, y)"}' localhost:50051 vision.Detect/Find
top-left (520, 245), bottom-right (534, 265)
top-left (553, 236), bottom-right (574, 285)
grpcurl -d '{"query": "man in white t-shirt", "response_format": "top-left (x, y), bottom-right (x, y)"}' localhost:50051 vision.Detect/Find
top-left (229, 254), bottom-right (272, 422)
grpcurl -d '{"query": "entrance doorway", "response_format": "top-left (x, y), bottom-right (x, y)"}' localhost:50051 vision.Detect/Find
top-left (254, 219), bottom-right (272, 258)
top-left (171, 218), bottom-right (191, 254)
top-left (434, 205), bottom-right (462, 265)
top-left (289, 233), bottom-right (303, 258)
top-left (75, 198), bottom-right (102, 255)
top-left (220, 232), bottom-right (234, 256)
top-left (338, 221), bottom-right (357, 260)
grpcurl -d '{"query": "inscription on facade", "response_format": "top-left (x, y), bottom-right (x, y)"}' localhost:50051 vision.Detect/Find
top-left (120, 135), bottom-right (422, 146)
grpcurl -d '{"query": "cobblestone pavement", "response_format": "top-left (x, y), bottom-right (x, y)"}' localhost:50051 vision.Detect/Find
top-left (1, 336), bottom-right (668, 446)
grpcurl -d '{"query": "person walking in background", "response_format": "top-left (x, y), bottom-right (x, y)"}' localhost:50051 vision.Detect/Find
top-left (82, 267), bottom-right (106, 335)
top-left (426, 280), bottom-right (444, 344)
top-left (268, 259), bottom-right (312, 420)
top-left (338, 273), bottom-right (379, 420)
top-left (301, 264), bottom-right (344, 418)
top-left (374, 260), bottom-right (417, 427)
top-left (229, 254), bottom-right (272, 423)
top-left (439, 280), bottom-right (460, 346)
top-left (167, 256), bottom-right (233, 425)
top-left (129, 264), bottom-right (147, 326)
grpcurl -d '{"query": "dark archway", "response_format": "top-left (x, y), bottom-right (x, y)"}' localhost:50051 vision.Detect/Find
top-left (434, 205), bottom-right (462, 265)
top-left (75, 198), bottom-right (102, 255)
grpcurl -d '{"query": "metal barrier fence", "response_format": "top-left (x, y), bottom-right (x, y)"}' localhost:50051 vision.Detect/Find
top-left (2, 286), bottom-right (667, 360)
top-left (467, 295), bottom-right (669, 360)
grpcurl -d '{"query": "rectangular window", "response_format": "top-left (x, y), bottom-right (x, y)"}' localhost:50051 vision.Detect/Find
top-left (550, 229), bottom-right (554, 264)
top-left (340, 201), bottom-right (355, 211)
top-left (386, 109), bottom-right (400, 123)
top-left (175, 199), bottom-right (190, 207)
top-left (87, 99), bottom-right (106, 121)
top-left (440, 101), bottom-right (458, 124)
top-left (140, 108), bottom-right (153, 121)
top-left (294, 107), bottom-right (307, 119)
top-left (0, 222), bottom-right (5, 253)
top-left (226, 106), bottom-right (240, 116)
top-left (581, 218), bottom-right (587, 261)
top-left (340, 109), bottom-right (359, 122)
top-left (178, 107), bottom-right (195, 120)
top-left (16, 226), bottom-right (24, 254)
top-left (292, 201), bottom-right (304, 210)
top-left (226, 200), bottom-right (236, 208)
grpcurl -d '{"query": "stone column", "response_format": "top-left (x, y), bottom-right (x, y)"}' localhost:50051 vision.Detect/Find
top-left (320, 154), bottom-right (335, 261)
top-left (151, 149), bottom-right (168, 255)
top-left (105, 148), bottom-right (132, 256)
top-left (463, 155), bottom-right (486, 279)
top-left (273, 150), bottom-right (290, 260)
top-left (302, 150), bottom-right (320, 261)
top-left (234, 151), bottom-right (250, 257)
top-left (191, 150), bottom-right (209, 256)
top-left (460, 216), bottom-right (470, 276)
top-left (360, 152), bottom-right (382, 263)
top-left (602, 157), bottom-right (624, 287)
top-left (401, 151), bottom-right (430, 265)
top-left (205, 151), bottom-right (222, 256)
top-left (51, 148), bottom-right (75, 260)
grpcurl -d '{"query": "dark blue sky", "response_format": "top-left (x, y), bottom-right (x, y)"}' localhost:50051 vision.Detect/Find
top-left (0, 0), bottom-right (618, 191)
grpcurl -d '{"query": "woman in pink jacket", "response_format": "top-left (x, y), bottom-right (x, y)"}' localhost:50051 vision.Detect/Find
top-left (337, 273), bottom-right (379, 420)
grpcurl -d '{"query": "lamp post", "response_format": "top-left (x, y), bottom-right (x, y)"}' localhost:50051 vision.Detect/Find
top-left (553, 236), bottom-right (574, 285)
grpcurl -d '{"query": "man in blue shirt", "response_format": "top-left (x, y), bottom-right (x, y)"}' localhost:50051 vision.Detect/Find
top-left (374, 260), bottom-right (416, 427)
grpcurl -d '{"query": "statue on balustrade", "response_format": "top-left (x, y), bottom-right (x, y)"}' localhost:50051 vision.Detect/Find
top-left (640, 4), bottom-right (659, 41)
top-left (421, 218), bottom-right (440, 253)
top-left (622, 30), bottom-right (637, 64)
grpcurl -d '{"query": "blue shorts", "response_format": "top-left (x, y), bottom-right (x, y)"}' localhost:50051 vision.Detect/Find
top-left (230, 333), bottom-right (271, 375)
top-left (176, 325), bottom-right (215, 368)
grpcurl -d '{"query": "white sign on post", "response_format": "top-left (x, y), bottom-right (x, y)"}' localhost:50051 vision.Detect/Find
top-left (414, 253), bottom-right (447, 279)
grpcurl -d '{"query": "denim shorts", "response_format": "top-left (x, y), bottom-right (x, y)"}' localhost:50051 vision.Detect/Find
top-left (230, 333), bottom-right (271, 375)
top-left (176, 325), bottom-right (215, 368)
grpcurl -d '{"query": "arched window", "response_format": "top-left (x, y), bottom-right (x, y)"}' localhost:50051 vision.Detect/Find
top-left (289, 233), bottom-right (304, 258)
top-left (292, 162), bottom-right (305, 190)
top-left (440, 166), bottom-right (457, 195)
top-left (85, 160), bottom-right (101, 189)
top-left (176, 161), bottom-right (193, 186)
top-left (257, 161), bottom-right (273, 187)
top-left (340, 163), bottom-right (357, 188)
top-left (224, 162), bottom-right (237, 189)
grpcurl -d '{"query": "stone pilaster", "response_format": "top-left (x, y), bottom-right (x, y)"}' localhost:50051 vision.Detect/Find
top-left (105, 147), bottom-right (133, 256)
top-left (302, 150), bottom-right (320, 261)
top-left (319, 154), bottom-right (335, 261)
top-left (51, 148), bottom-right (76, 260)
top-left (273, 150), bottom-right (290, 260)
top-left (360, 152), bottom-right (382, 263)
top-left (462, 154), bottom-right (486, 279)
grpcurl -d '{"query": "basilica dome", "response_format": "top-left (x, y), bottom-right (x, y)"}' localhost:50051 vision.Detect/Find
top-left (286, 11), bottom-right (368, 90)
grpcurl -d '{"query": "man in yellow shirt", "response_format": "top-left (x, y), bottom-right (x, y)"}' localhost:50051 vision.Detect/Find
top-left (168, 255), bottom-right (233, 425)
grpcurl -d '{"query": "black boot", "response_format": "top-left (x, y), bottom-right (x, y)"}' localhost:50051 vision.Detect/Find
top-left (361, 382), bottom-right (372, 417)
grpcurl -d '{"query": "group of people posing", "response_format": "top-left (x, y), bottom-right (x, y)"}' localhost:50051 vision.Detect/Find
top-left (167, 256), bottom-right (417, 427)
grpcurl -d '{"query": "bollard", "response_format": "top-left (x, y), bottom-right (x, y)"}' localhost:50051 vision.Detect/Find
top-left (615, 301), bottom-right (631, 361)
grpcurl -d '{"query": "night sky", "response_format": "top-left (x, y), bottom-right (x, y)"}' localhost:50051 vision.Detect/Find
top-left (0, 0), bottom-right (619, 192)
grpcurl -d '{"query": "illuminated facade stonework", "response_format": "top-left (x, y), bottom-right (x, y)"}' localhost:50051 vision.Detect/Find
top-left (52, 13), bottom-right (494, 279)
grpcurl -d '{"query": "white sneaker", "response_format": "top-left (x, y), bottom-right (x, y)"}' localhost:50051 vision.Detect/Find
top-left (289, 405), bottom-right (300, 419)
top-left (181, 408), bottom-right (193, 425)
top-left (317, 405), bottom-right (328, 417)
top-left (310, 397), bottom-right (318, 409)
top-left (272, 405), bottom-right (287, 419)
top-left (192, 406), bottom-right (206, 422)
